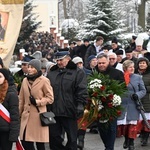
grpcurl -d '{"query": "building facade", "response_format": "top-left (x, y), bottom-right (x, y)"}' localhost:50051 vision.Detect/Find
top-left (32, 0), bottom-right (58, 32)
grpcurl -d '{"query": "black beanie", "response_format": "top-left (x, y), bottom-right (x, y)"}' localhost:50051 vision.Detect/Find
top-left (0, 57), bottom-right (4, 68)
top-left (0, 68), bottom-right (9, 81)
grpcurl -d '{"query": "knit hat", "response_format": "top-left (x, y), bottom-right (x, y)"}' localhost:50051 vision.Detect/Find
top-left (0, 57), bottom-right (4, 68)
top-left (28, 59), bottom-right (41, 71)
top-left (0, 68), bottom-right (9, 81)
top-left (72, 57), bottom-right (83, 64)
top-left (88, 55), bottom-right (96, 63)
top-left (40, 58), bottom-right (48, 69)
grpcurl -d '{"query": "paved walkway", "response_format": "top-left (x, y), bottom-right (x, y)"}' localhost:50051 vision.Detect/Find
top-left (13, 131), bottom-right (150, 150)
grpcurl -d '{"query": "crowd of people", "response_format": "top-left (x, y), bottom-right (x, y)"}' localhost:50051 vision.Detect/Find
top-left (0, 31), bottom-right (150, 150)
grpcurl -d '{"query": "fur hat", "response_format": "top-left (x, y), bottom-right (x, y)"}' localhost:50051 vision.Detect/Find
top-left (28, 59), bottom-right (41, 71)
top-left (0, 57), bottom-right (4, 68)
top-left (0, 68), bottom-right (9, 81)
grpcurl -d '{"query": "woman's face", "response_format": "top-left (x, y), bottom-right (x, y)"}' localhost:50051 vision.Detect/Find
top-left (126, 63), bottom-right (135, 74)
top-left (28, 65), bottom-right (38, 75)
top-left (0, 72), bottom-right (5, 85)
top-left (138, 61), bottom-right (148, 70)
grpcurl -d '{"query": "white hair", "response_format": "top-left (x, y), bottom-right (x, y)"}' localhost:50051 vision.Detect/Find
top-left (107, 52), bottom-right (117, 58)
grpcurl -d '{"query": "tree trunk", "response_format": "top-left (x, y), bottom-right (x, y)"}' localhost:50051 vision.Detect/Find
top-left (138, 0), bottom-right (146, 31)
top-left (63, 0), bottom-right (68, 19)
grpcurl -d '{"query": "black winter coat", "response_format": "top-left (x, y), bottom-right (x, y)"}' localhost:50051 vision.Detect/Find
top-left (95, 65), bottom-right (125, 82)
top-left (0, 85), bottom-right (20, 142)
top-left (47, 61), bottom-right (88, 118)
top-left (135, 67), bottom-right (150, 112)
top-left (84, 45), bottom-right (97, 67)
top-left (76, 44), bottom-right (90, 62)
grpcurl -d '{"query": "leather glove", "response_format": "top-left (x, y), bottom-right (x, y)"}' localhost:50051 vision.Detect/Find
top-left (131, 93), bottom-right (139, 101)
top-left (77, 103), bottom-right (84, 119)
top-left (29, 96), bottom-right (37, 106)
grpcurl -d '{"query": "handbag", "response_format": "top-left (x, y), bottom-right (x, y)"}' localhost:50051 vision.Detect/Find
top-left (28, 86), bottom-right (56, 126)
top-left (39, 111), bottom-right (56, 126)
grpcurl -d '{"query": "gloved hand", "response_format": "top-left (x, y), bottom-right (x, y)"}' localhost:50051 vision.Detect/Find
top-left (131, 93), bottom-right (139, 101)
top-left (29, 96), bottom-right (37, 106)
top-left (77, 103), bottom-right (84, 119)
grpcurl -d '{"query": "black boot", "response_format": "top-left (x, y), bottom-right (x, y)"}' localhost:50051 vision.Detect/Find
top-left (128, 138), bottom-right (135, 150)
top-left (77, 129), bottom-right (86, 150)
top-left (141, 131), bottom-right (149, 146)
top-left (78, 135), bottom-right (84, 150)
top-left (123, 136), bottom-right (129, 149)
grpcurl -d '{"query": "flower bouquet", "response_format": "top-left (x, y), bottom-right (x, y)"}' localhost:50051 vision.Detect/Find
top-left (87, 71), bottom-right (126, 126)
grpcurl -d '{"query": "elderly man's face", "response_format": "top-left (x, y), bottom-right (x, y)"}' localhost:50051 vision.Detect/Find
top-left (56, 57), bottom-right (70, 68)
top-left (109, 55), bottom-right (117, 66)
top-left (97, 57), bottom-right (109, 71)
top-left (136, 45), bottom-right (142, 51)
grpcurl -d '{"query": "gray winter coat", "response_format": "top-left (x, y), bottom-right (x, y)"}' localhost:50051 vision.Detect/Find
top-left (118, 74), bottom-right (146, 121)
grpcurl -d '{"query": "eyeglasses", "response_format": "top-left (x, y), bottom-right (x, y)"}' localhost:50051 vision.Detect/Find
top-left (109, 58), bottom-right (116, 60)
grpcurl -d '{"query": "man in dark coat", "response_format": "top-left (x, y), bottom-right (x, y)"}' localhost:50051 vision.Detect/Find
top-left (121, 46), bottom-right (138, 65)
top-left (84, 36), bottom-right (104, 67)
top-left (76, 39), bottom-right (90, 63)
top-left (47, 51), bottom-right (88, 150)
top-left (95, 53), bottom-right (124, 150)
top-left (13, 55), bottom-right (34, 93)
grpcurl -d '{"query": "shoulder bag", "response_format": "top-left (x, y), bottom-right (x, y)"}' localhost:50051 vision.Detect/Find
top-left (28, 86), bottom-right (56, 126)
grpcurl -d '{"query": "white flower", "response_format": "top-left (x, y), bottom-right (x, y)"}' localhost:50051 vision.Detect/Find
top-left (112, 94), bottom-right (121, 106)
top-left (98, 104), bottom-right (104, 111)
top-left (90, 85), bottom-right (94, 89)
top-left (89, 78), bottom-right (102, 89)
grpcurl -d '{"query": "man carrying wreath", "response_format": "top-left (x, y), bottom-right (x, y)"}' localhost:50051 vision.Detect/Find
top-left (95, 53), bottom-right (125, 150)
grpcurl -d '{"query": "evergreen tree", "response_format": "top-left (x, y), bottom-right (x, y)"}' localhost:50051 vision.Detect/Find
top-left (15, 0), bottom-right (41, 54)
top-left (77, 0), bottom-right (123, 41)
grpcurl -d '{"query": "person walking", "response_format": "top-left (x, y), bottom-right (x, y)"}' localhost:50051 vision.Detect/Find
top-left (95, 53), bottom-right (125, 150)
top-left (72, 56), bottom-right (91, 150)
top-left (47, 51), bottom-right (88, 150)
top-left (0, 68), bottom-right (20, 150)
top-left (19, 59), bottom-right (54, 150)
top-left (117, 60), bottom-right (146, 150)
top-left (134, 57), bottom-right (150, 146)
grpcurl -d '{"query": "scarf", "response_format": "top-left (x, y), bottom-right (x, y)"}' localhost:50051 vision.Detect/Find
top-left (27, 70), bottom-right (42, 81)
top-left (124, 71), bottom-right (130, 86)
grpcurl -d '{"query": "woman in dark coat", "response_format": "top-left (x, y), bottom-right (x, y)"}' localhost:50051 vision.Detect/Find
top-left (135, 57), bottom-right (150, 146)
top-left (117, 60), bottom-right (146, 150)
top-left (0, 68), bottom-right (20, 150)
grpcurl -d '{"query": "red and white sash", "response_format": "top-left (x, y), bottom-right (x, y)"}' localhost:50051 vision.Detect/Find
top-left (0, 103), bottom-right (24, 150)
